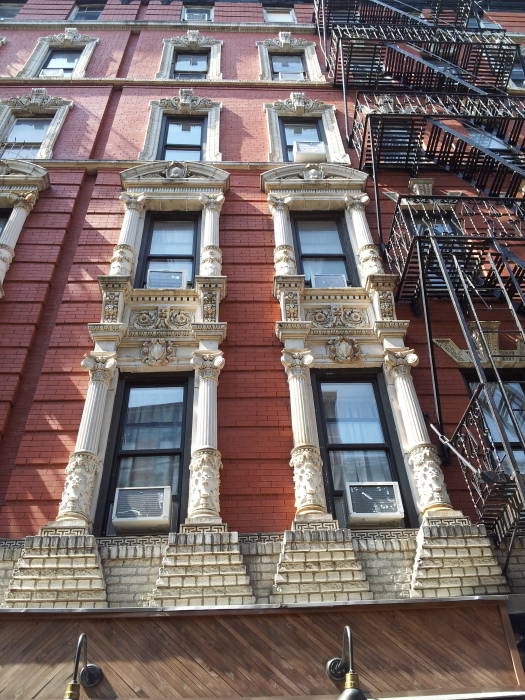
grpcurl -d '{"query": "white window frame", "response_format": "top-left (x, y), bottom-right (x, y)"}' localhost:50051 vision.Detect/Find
top-left (69, 2), bottom-right (106, 21)
top-left (139, 88), bottom-right (221, 162)
top-left (17, 27), bottom-right (99, 79)
top-left (182, 5), bottom-right (214, 22)
top-left (263, 7), bottom-right (296, 23)
top-left (264, 91), bottom-right (349, 163)
top-left (0, 88), bottom-right (73, 159)
top-left (156, 31), bottom-right (223, 81)
top-left (257, 32), bottom-right (324, 82)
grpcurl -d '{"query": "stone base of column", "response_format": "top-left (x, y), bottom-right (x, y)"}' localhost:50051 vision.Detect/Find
top-left (181, 522), bottom-right (228, 533)
top-left (270, 528), bottom-right (373, 604)
top-left (292, 513), bottom-right (338, 531)
top-left (148, 530), bottom-right (256, 607)
top-left (410, 515), bottom-right (509, 598)
top-left (4, 525), bottom-right (107, 609)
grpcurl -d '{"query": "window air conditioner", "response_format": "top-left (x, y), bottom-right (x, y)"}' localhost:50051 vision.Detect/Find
top-left (345, 481), bottom-right (404, 525)
top-left (278, 72), bottom-right (305, 81)
top-left (147, 269), bottom-right (186, 289)
top-left (112, 486), bottom-right (172, 532)
top-left (39, 68), bottom-right (66, 78)
top-left (293, 141), bottom-right (326, 163)
top-left (312, 273), bottom-right (347, 288)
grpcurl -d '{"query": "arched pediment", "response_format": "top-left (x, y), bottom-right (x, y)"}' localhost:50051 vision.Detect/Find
top-left (121, 161), bottom-right (230, 192)
top-left (0, 160), bottom-right (49, 191)
top-left (261, 163), bottom-right (368, 193)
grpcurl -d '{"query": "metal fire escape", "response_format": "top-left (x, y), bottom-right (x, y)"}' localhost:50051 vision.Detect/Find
top-left (314, 0), bottom-right (525, 555)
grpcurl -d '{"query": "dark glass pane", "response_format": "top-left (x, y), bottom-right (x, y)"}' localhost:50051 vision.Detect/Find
top-left (174, 53), bottom-right (208, 72)
top-left (0, 216), bottom-right (8, 234)
top-left (330, 450), bottom-right (391, 488)
top-left (297, 219), bottom-right (344, 255)
top-left (467, 128), bottom-right (508, 151)
top-left (146, 259), bottom-right (194, 288)
top-left (478, 382), bottom-right (525, 444)
top-left (7, 118), bottom-right (51, 144)
top-left (164, 147), bottom-right (202, 161)
top-left (166, 120), bottom-right (202, 146)
top-left (185, 7), bottom-right (211, 20)
top-left (0, 4), bottom-right (20, 19)
top-left (150, 220), bottom-right (194, 256)
top-left (321, 382), bottom-right (385, 444)
top-left (117, 454), bottom-right (180, 488)
top-left (497, 450), bottom-right (525, 475)
top-left (1, 145), bottom-right (40, 159)
top-left (271, 54), bottom-right (304, 78)
top-left (121, 386), bottom-right (184, 450)
top-left (45, 50), bottom-right (81, 73)
top-left (283, 121), bottom-right (320, 148)
top-left (302, 258), bottom-right (347, 287)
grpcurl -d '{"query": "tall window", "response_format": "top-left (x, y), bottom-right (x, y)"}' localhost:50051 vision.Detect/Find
top-left (40, 49), bottom-right (82, 77)
top-left (279, 117), bottom-right (325, 162)
top-left (292, 214), bottom-right (358, 288)
top-left (0, 2), bottom-right (22, 19)
top-left (137, 215), bottom-right (199, 289)
top-left (270, 54), bottom-right (305, 80)
top-left (172, 52), bottom-right (209, 80)
top-left (99, 379), bottom-right (190, 535)
top-left (182, 5), bottom-right (212, 21)
top-left (158, 116), bottom-right (205, 161)
top-left (315, 376), bottom-right (405, 527)
top-left (70, 2), bottom-right (105, 20)
top-left (1, 118), bottom-right (52, 159)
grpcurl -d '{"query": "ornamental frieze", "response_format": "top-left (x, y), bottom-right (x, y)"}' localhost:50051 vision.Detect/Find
top-left (306, 305), bottom-right (368, 328)
top-left (129, 306), bottom-right (194, 332)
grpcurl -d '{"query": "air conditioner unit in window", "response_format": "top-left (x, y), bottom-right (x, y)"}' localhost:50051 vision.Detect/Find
top-left (39, 68), bottom-right (67, 78)
top-left (147, 270), bottom-right (186, 289)
top-left (112, 486), bottom-right (172, 532)
top-left (345, 481), bottom-right (404, 525)
top-left (312, 273), bottom-right (347, 288)
top-left (293, 141), bottom-right (326, 163)
top-left (278, 72), bottom-right (305, 81)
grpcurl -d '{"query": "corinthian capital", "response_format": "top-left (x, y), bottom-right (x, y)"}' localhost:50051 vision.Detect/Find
top-left (191, 350), bottom-right (225, 381)
top-left (199, 193), bottom-right (224, 211)
top-left (81, 352), bottom-right (117, 385)
top-left (281, 349), bottom-right (314, 378)
top-left (384, 348), bottom-right (419, 376)
top-left (345, 193), bottom-right (370, 211)
top-left (6, 191), bottom-right (38, 213)
top-left (268, 194), bottom-right (289, 212)
top-left (119, 192), bottom-right (145, 212)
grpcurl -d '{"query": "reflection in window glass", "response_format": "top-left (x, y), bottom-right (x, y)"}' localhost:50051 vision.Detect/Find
top-left (265, 8), bottom-right (294, 22)
top-left (2, 118), bottom-right (51, 159)
top-left (143, 219), bottom-right (197, 289)
top-left (71, 2), bottom-right (105, 20)
top-left (160, 118), bottom-right (204, 160)
top-left (0, 3), bottom-right (21, 19)
top-left (295, 218), bottom-right (352, 288)
top-left (271, 54), bottom-right (305, 80)
top-left (41, 49), bottom-right (82, 76)
top-left (173, 52), bottom-right (209, 79)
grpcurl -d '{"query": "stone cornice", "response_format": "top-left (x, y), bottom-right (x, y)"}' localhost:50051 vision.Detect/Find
top-left (0, 21), bottom-right (316, 33)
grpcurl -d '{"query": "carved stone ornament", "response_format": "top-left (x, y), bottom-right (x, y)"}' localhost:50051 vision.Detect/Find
top-left (120, 192), bottom-right (145, 212)
top-left (434, 321), bottom-right (525, 368)
top-left (358, 244), bottom-right (384, 276)
top-left (201, 290), bottom-right (218, 322)
top-left (200, 193), bottom-right (224, 210)
top-left (102, 291), bottom-right (119, 323)
top-left (130, 306), bottom-right (193, 331)
top-left (57, 451), bottom-right (102, 521)
top-left (157, 32), bottom-right (223, 80)
top-left (408, 443), bottom-right (451, 511)
top-left (378, 291), bottom-right (395, 320)
top-left (109, 243), bottom-right (134, 276)
top-left (46, 27), bottom-right (95, 45)
top-left (171, 30), bottom-right (222, 48)
top-left (192, 351), bottom-right (225, 381)
top-left (1, 88), bottom-right (71, 114)
top-left (261, 32), bottom-right (311, 48)
top-left (384, 348), bottom-right (419, 376)
top-left (306, 305), bottom-right (367, 328)
top-left (281, 349), bottom-right (314, 378)
top-left (327, 336), bottom-right (360, 363)
top-left (164, 161), bottom-right (190, 179)
top-left (283, 291), bottom-right (299, 320)
top-left (9, 191), bottom-right (38, 213)
top-left (345, 193), bottom-right (370, 211)
top-left (141, 339), bottom-right (176, 366)
top-left (159, 89), bottom-right (216, 114)
top-left (200, 245), bottom-right (222, 276)
top-left (272, 92), bottom-right (329, 116)
top-left (290, 445), bottom-right (326, 514)
top-left (274, 244), bottom-right (296, 275)
top-left (81, 353), bottom-right (117, 386)
top-left (187, 447), bottom-right (222, 520)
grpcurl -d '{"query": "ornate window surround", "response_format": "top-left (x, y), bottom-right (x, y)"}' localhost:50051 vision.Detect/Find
top-left (16, 28), bottom-right (99, 79)
top-left (257, 32), bottom-right (325, 82)
top-left (139, 88), bottom-right (222, 162)
top-left (264, 91), bottom-right (349, 163)
top-left (156, 30), bottom-right (223, 81)
top-left (0, 88), bottom-right (73, 160)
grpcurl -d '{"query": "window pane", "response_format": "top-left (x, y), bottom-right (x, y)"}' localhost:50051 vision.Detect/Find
top-left (121, 386), bottom-right (184, 451)
top-left (166, 120), bottom-right (202, 146)
top-left (321, 382), bottom-right (385, 444)
top-left (146, 259), bottom-right (194, 288)
top-left (7, 118), bottom-right (51, 144)
top-left (478, 382), bottom-right (525, 444)
top-left (184, 7), bottom-right (211, 20)
top-left (117, 454), bottom-right (180, 488)
top-left (302, 258), bottom-right (347, 286)
top-left (164, 148), bottom-right (202, 161)
top-left (271, 54), bottom-right (303, 76)
top-left (175, 53), bottom-right (208, 72)
top-left (497, 450), bottom-right (525, 475)
top-left (1, 145), bottom-right (40, 159)
top-left (266, 9), bottom-right (294, 22)
top-left (297, 219), bottom-right (344, 255)
top-left (330, 450), bottom-right (391, 488)
top-left (150, 220), bottom-right (194, 256)
top-left (284, 121), bottom-right (320, 147)
top-left (0, 4), bottom-right (20, 19)
top-left (45, 50), bottom-right (81, 71)
top-left (467, 128), bottom-right (508, 151)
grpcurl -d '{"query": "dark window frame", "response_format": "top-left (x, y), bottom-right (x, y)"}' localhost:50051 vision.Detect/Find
top-left (270, 52), bottom-right (306, 80)
top-left (40, 48), bottom-right (83, 76)
top-left (157, 114), bottom-right (207, 161)
top-left (94, 372), bottom-right (194, 536)
top-left (278, 116), bottom-right (325, 162)
top-left (291, 211), bottom-right (360, 288)
top-left (171, 50), bottom-right (210, 80)
top-left (182, 5), bottom-right (213, 21)
top-left (0, 208), bottom-right (11, 233)
top-left (135, 211), bottom-right (201, 290)
top-left (312, 369), bottom-right (418, 528)
top-left (70, 1), bottom-right (105, 20)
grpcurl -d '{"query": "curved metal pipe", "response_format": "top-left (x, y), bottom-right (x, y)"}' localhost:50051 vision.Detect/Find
top-left (63, 633), bottom-right (103, 700)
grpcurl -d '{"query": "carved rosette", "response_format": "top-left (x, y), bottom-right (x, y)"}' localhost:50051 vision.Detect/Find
top-left (327, 337), bottom-right (360, 363)
top-left (191, 350), bottom-right (225, 382)
top-left (283, 290), bottom-right (299, 320)
top-left (274, 245), bottom-right (296, 275)
top-left (57, 451), bottom-right (102, 521)
top-left (201, 289), bottom-right (218, 322)
top-left (378, 291), bottom-right (395, 320)
top-left (187, 447), bottom-right (223, 520)
top-left (200, 245), bottom-right (222, 276)
top-left (281, 349), bottom-right (313, 379)
top-left (290, 446), bottom-right (326, 514)
top-left (141, 339), bottom-right (176, 366)
top-left (109, 243), bottom-right (135, 276)
top-left (358, 244), bottom-right (384, 276)
top-left (102, 291), bottom-right (119, 323)
top-left (408, 444), bottom-right (452, 511)
top-left (81, 353), bottom-right (117, 386)
top-left (384, 348), bottom-right (419, 376)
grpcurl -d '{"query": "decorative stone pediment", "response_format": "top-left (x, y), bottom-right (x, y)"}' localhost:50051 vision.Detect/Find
top-left (257, 33), bottom-right (325, 83)
top-left (260, 32), bottom-right (311, 49)
top-left (1, 88), bottom-right (72, 114)
top-left (158, 92), bottom-right (218, 114)
top-left (262, 163), bottom-right (367, 202)
top-left (434, 320), bottom-right (525, 368)
top-left (0, 160), bottom-right (49, 192)
top-left (17, 28), bottom-right (99, 79)
top-left (271, 92), bottom-right (329, 115)
top-left (44, 27), bottom-right (96, 47)
top-left (156, 31), bottom-right (223, 80)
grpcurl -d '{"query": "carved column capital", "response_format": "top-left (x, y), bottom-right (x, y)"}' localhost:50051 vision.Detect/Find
top-left (199, 193), bottom-right (225, 211)
top-left (119, 192), bottom-right (145, 212)
top-left (408, 443), bottom-right (452, 511)
top-left (268, 194), bottom-right (289, 212)
top-left (384, 348), bottom-right (419, 376)
top-left (6, 191), bottom-right (38, 213)
top-left (281, 349), bottom-right (314, 378)
top-left (81, 353), bottom-right (117, 385)
top-left (344, 193), bottom-right (370, 211)
top-left (57, 451), bottom-right (102, 522)
top-left (191, 350), bottom-right (225, 382)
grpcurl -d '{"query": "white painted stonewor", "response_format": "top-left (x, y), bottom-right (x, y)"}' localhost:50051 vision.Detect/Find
top-left (281, 350), bottom-right (328, 516)
top-left (344, 195), bottom-right (384, 283)
top-left (186, 350), bottom-right (225, 522)
top-left (384, 349), bottom-right (452, 514)
top-left (56, 353), bottom-right (117, 522)
top-left (0, 193), bottom-right (37, 295)
top-left (199, 194), bottom-right (224, 276)
top-left (269, 195), bottom-right (297, 276)
top-left (109, 193), bottom-right (145, 277)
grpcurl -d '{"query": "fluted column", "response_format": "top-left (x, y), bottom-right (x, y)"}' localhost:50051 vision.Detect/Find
top-left (109, 193), bottom-right (145, 277)
top-left (282, 350), bottom-right (328, 518)
top-left (269, 195), bottom-right (296, 275)
top-left (384, 348), bottom-right (453, 516)
top-left (186, 350), bottom-right (225, 524)
top-left (56, 353), bottom-right (117, 524)
top-left (0, 192), bottom-right (37, 296)
top-left (344, 194), bottom-right (384, 283)
top-left (199, 194), bottom-right (224, 276)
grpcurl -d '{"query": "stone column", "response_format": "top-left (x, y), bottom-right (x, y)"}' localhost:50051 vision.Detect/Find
top-left (281, 349), bottom-right (329, 519)
top-left (344, 194), bottom-right (384, 283)
top-left (269, 195), bottom-right (296, 276)
top-left (185, 350), bottom-right (225, 525)
top-left (109, 193), bottom-right (144, 277)
top-left (56, 353), bottom-right (117, 524)
top-left (0, 192), bottom-right (37, 296)
top-left (199, 194), bottom-right (224, 276)
top-left (383, 348), bottom-right (454, 516)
